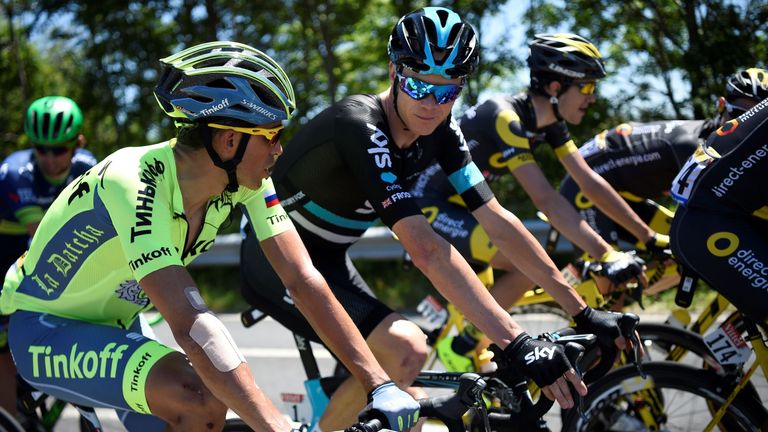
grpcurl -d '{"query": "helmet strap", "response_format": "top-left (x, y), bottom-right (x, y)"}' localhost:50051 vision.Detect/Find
top-left (549, 95), bottom-right (564, 122)
top-left (203, 132), bottom-right (250, 193)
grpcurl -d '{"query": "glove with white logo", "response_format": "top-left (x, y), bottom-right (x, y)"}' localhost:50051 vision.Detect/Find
top-left (359, 381), bottom-right (420, 431)
top-left (594, 250), bottom-right (646, 285)
top-left (573, 306), bottom-right (623, 349)
top-left (500, 332), bottom-right (572, 388)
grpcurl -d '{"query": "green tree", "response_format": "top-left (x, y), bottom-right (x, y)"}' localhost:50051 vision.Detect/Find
top-left (524, 0), bottom-right (768, 122)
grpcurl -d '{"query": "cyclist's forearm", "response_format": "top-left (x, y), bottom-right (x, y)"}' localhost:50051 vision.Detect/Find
top-left (413, 240), bottom-right (524, 347)
top-left (580, 174), bottom-right (654, 242)
top-left (289, 273), bottom-right (390, 392)
top-left (479, 204), bottom-right (586, 315)
top-left (541, 194), bottom-right (612, 259)
top-left (180, 343), bottom-right (292, 431)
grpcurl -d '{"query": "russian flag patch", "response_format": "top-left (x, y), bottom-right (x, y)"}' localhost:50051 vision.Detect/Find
top-left (264, 189), bottom-right (280, 208)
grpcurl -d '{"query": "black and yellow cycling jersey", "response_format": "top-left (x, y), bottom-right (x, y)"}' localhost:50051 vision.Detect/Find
top-left (671, 98), bottom-right (768, 324)
top-left (413, 93), bottom-right (578, 202)
top-left (560, 119), bottom-right (715, 244)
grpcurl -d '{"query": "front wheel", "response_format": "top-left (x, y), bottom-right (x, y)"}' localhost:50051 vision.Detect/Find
top-left (561, 362), bottom-right (768, 431)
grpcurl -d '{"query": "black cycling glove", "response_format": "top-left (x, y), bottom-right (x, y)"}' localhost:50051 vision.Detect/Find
top-left (595, 250), bottom-right (645, 285)
top-left (500, 332), bottom-right (572, 388)
top-left (573, 306), bottom-right (623, 348)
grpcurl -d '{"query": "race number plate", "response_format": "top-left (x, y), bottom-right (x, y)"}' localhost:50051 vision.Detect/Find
top-left (703, 322), bottom-right (751, 366)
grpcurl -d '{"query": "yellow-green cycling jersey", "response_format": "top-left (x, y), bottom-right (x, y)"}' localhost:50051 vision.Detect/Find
top-left (0, 140), bottom-right (293, 328)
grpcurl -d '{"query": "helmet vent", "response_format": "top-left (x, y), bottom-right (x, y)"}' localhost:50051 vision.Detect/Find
top-left (435, 9), bottom-right (450, 26)
top-left (51, 112), bottom-right (64, 138)
top-left (42, 113), bottom-right (51, 138)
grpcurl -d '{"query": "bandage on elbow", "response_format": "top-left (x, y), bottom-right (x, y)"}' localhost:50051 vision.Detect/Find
top-left (189, 312), bottom-right (246, 372)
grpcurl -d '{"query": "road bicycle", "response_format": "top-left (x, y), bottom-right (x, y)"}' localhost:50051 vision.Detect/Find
top-left (561, 268), bottom-right (768, 431)
top-left (234, 305), bottom-right (643, 431)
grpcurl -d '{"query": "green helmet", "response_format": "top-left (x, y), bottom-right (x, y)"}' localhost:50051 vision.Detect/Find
top-left (24, 96), bottom-right (83, 146)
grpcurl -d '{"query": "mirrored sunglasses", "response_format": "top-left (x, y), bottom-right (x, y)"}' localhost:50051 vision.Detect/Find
top-left (208, 123), bottom-right (284, 144)
top-left (717, 98), bottom-right (750, 116)
top-left (397, 73), bottom-right (463, 105)
top-left (574, 81), bottom-right (597, 95)
top-left (32, 145), bottom-right (72, 156)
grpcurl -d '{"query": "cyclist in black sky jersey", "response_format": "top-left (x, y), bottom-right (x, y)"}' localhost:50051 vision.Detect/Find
top-left (411, 33), bottom-right (649, 371)
top-left (240, 8), bottom-right (639, 430)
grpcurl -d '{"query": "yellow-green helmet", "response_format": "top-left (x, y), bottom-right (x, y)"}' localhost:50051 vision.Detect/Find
top-left (24, 96), bottom-right (83, 146)
top-left (153, 41), bottom-right (296, 128)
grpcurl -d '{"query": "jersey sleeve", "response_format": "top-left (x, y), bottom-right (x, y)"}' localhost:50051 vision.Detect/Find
top-left (436, 117), bottom-right (494, 211)
top-left (542, 121), bottom-right (578, 159)
top-left (99, 153), bottom-right (183, 281)
top-left (334, 110), bottom-right (422, 228)
top-left (240, 176), bottom-right (294, 240)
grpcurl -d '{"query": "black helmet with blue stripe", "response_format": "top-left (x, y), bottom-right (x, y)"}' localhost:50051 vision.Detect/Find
top-left (153, 41), bottom-right (295, 128)
top-left (387, 7), bottom-right (479, 79)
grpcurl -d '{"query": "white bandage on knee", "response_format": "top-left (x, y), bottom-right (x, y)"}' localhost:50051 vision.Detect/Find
top-left (189, 312), bottom-right (246, 372)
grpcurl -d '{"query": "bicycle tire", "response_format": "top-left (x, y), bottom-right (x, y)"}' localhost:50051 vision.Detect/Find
top-left (637, 322), bottom-right (762, 402)
top-left (561, 361), bottom-right (768, 431)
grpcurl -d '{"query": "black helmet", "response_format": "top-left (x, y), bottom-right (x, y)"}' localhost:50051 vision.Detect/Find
top-left (388, 7), bottom-right (479, 79)
top-left (725, 68), bottom-right (768, 103)
top-left (528, 33), bottom-right (606, 81)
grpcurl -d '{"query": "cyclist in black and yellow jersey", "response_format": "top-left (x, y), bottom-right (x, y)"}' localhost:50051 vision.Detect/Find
top-left (0, 41), bottom-right (418, 432)
top-left (560, 68), bottom-right (768, 259)
top-left (671, 92), bottom-right (768, 326)
top-left (412, 33), bottom-right (651, 371)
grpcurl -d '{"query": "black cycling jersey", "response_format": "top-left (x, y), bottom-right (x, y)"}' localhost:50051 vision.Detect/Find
top-left (671, 99), bottom-right (768, 324)
top-left (559, 119), bottom-right (715, 245)
top-left (412, 92), bottom-right (576, 201)
top-left (575, 120), bottom-right (712, 199)
top-left (242, 94), bottom-right (493, 340)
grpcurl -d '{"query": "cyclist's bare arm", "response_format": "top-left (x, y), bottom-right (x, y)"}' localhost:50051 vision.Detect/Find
top-left (259, 229), bottom-right (390, 392)
top-left (141, 266), bottom-right (292, 431)
top-left (560, 151), bottom-right (655, 244)
top-left (471, 198), bottom-right (586, 316)
top-left (511, 162), bottom-right (612, 259)
top-left (393, 215), bottom-right (524, 345)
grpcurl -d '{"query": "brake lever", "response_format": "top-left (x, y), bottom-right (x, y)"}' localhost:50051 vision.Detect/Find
top-left (619, 313), bottom-right (645, 378)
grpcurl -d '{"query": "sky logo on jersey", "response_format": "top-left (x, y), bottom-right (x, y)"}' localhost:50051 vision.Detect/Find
top-left (366, 123), bottom-right (397, 183)
top-left (264, 190), bottom-right (280, 208)
top-left (28, 342), bottom-right (129, 379)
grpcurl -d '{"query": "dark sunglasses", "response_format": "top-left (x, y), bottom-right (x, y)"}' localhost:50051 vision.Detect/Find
top-left (32, 145), bottom-right (73, 156)
top-left (397, 73), bottom-right (464, 105)
top-left (574, 81), bottom-right (597, 95)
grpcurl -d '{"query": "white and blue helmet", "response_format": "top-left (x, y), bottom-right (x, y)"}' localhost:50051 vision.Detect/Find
top-left (387, 7), bottom-right (479, 79)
